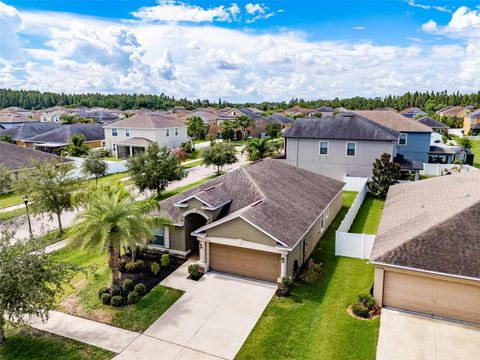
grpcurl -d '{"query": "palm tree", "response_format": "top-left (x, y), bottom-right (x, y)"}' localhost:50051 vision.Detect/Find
top-left (60, 113), bottom-right (81, 124)
top-left (70, 185), bottom-right (165, 291)
top-left (244, 138), bottom-right (279, 162)
top-left (235, 115), bottom-right (254, 140)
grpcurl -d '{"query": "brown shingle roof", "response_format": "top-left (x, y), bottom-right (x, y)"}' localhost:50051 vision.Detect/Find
top-left (0, 141), bottom-right (71, 171)
top-left (154, 158), bottom-right (344, 247)
top-left (353, 110), bottom-right (432, 133)
top-left (115, 137), bottom-right (153, 146)
top-left (104, 114), bottom-right (185, 129)
top-left (371, 172), bottom-right (480, 279)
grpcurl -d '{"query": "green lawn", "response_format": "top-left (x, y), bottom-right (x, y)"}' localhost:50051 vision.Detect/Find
top-left (182, 159), bottom-right (203, 169)
top-left (349, 194), bottom-right (385, 235)
top-left (0, 207), bottom-right (27, 221)
top-left (237, 191), bottom-right (379, 360)
top-left (187, 149), bottom-right (201, 160)
top-left (471, 139), bottom-right (480, 168)
top-left (0, 192), bottom-right (23, 209)
top-left (53, 245), bottom-right (183, 332)
top-left (0, 325), bottom-right (113, 360)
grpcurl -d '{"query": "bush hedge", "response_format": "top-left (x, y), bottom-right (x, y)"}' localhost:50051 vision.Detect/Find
top-left (128, 291), bottom-right (140, 304)
top-left (122, 279), bottom-right (134, 293)
top-left (134, 283), bottom-right (146, 296)
top-left (111, 295), bottom-right (123, 307)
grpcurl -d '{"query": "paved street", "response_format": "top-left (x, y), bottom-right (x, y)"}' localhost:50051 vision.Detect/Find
top-left (1, 151), bottom-right (247, 243)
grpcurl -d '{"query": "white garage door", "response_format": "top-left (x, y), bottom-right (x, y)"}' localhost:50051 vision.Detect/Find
top-left (383, 271), bottom-right (480, 324)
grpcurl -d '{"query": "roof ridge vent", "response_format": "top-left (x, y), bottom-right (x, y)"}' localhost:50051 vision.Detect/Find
top-left (203, 186), bottom-right (216, 192)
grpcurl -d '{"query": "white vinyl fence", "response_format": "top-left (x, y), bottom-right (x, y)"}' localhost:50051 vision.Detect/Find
top-left (343, 176), bottom-right (369, 192)
top-left (67, 157), bottom-right (128, 179)
top-left (335, 177), bottom-right (375, 259)
top-left (420, 163), bottom-right (479, 176)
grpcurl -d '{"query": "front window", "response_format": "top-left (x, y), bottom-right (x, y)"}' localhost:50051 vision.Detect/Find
top-left (112, 128), bottom-right (118, 137)
top-left (319, 141), bottom-right (329, 155)
top-left (346, 142), bottom-right (356, 157)
top-left (175, 128), bottom-right (179, 136)
top-left (166, 128), bottom-right (170, 137)
top-left (398, 133), bottom-right (408, 146)
top-left (152, 226), bottom-right (164, 246)
top-left (320, 213), bottom-right (325, 231)
top-left (472, 118), bottom-right (477, 124)
top-left (125, 128), bottom-right (130, 137)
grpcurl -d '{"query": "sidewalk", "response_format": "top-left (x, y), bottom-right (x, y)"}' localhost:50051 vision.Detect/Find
top-left (29, 311), bottom-right (140, 353)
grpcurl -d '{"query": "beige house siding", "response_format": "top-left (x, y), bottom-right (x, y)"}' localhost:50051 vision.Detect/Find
top-left (205, 217), bottom-right (277, 247)
top-left (168, 225), bottom-right (187, 252)
top-left (287, 190), bottom-right (343, 276)
top-left (284, 138), bottom-right (396, 180)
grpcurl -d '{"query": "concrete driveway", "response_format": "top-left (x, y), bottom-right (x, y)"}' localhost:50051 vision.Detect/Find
top-left (115, 264), bottom-right (276, 360)
top-left (377, 308), bottom-right (480, 360)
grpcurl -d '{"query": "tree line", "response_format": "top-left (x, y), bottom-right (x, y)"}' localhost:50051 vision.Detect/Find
top-left (1, 88), bottom-right (480, 112)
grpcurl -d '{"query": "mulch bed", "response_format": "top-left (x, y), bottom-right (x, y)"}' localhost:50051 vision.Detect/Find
top-left (120, 249), bottom-right (186, 292)
top-left (346, 305), bottom-right (381, 321)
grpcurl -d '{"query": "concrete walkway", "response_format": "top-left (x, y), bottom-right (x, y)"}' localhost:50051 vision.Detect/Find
top-left (115, 263), bottom-right (276, 360)
top-left (29, 311), bottom-right (140, 353)
top-left (377, 308), bottom-right (480, 360)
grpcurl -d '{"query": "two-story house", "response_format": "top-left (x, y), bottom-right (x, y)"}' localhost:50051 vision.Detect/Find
top-left (283, 113), bottom-right (402, 180)
top-left (463, 109), bottom-right (480, 135)
top-left (354, 110), bottom-right (432, 164)
top-left (104, 113), bottom-right (189, 158)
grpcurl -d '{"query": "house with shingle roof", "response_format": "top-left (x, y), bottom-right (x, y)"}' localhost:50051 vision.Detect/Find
top-left (0, 113), bottom-right (39, 129)
top-left (463, 109), bottom-right (480, 135)
top-left (148, 158), bottom-right (344, 283)
top-left (0, 122), bottom-right (61, 147)
top-left (371, 172), bottom-right (480, 325)
top-left (283, 113), bottom-right (424, 180)
top-left (417, 116), bottom-right (449, 133)
top-left (353, 110), bottom-right (432, 163)
top-left (399, 107), bottom-right (426, 119)
top-left (104, 113), bottom-right (188, 158)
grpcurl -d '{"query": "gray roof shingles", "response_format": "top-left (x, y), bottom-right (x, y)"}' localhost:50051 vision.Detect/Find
top-left (25, 124), bottom-right (105, 143)
top-left (0, 141), bottom-right (71, 170)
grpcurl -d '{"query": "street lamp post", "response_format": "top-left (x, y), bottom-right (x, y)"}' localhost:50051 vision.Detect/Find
top-left (22, 194), bottom-right (33, 237)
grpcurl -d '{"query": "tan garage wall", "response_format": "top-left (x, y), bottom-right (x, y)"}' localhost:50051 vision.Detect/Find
top-left (381, 268), bottom-right (480, 324)
top-left (205, 217), bottom-right (277, 247)
top-left (209, 243), bottom-right (280, 282)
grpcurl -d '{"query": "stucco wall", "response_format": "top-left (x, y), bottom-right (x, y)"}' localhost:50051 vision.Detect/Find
top-left (396, 132), bottom-right (430, 163)
top-left (168, 225), bottom-right (187, 252)
top-left (284, 138), bottom-right (395, 180)
top-left (205, 217), bottom-right (277, 247)
top-left (286, 190), bottom-right (343, 277)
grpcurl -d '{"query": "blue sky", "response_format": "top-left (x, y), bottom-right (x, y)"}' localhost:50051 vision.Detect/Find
top-left (1, 1), bottom-right (480, 101)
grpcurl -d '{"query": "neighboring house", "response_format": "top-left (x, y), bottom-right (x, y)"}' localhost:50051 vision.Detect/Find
top-left (267, 113), bottom-right (293, 130)
top-left (463, 109), bottom-right (480, 135)
top-left (428, 145), bottom-right (474, 165)
top-left (417, 116), bottom-right (449, 133)
top-left (371, 172), bottom-right (480, 325)
top-left (284, 106), bottom-right (317, 117)
top-left (149, 158), bottom-right (344, 283)
top-left (399, 107), bottom-right (426, 119)
top-left (26, 124), bottom-right (105, 153)
top-left (283, 113), bottom-right (404, 181)
top-left (0, 122), bottom-right (61, 147)
top-left (0, 106), bottom-right (32, 116)
top-left (0, 114), bottom-right (38, 129)
top-left (216, 107), bottom-right (266, 138)
top-left (315, 106), bottom-right (334, 117)
top-left (82, 108), bottom-right (121, 124)
top-left (0, 141), bottom-right (72, 179)
top-left (437, 106), bottom-right (470, 118)
top-left (104, 113), bottom-right (188, 158)
top-left (353, 110), bottom-right (432, 163)
top-left (40, 110), bottom-right (67, 123)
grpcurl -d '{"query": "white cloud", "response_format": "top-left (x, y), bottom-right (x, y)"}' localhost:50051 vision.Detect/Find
top-left (132, 0), bottom-right (234, 23)
top-left (1, 3), bottom-right (480, 101)
top-left (407, 0), bottom-right (451, 13)
top-left (421, 19), bottom-right (438, 32)
top-left (353, 26), bottom-right (366, 30)
top-left (245, 3), bottom-right (265, 15)
top-left (0, 1), bottom-right (24, 60)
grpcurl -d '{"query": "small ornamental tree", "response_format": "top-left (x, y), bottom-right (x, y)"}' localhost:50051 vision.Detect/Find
top-left (220, 121), bottom-right (236, 141)
top-left (16, 160), bottom-right (77, 232)
top-left (265, 122), bottom-right (282, 138)
top-left (187, 116), bottom-right (209, 140)
top-left (64, 134), bottom-right (90, 157)
top-left (457, 136), bottom-right (473, 149)
top-left (0, 231), bottom-right (80, 344)
top-left (235, 115), bottom-right (254, 140)
top-left (202, 143), bottom-right (237, 175)
top-left (368, 153), bottom-right (401, 199)
top-left (127, 143), bottom-right (187, 197)
top-left (244, 138), bottom-right (278, 162)
top-left (82, 151), bottom-right (108, 185)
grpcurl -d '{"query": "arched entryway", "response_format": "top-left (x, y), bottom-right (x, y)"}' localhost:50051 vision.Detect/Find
top-left (184, 213), bottom-right (208, 256)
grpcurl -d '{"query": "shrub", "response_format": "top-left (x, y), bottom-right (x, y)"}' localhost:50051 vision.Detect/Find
top-left (299, 259), bottom-right (323, 284)
top-left (151, 262), bottom-right (161, 275)
top-left (101, 292), bottom-right (112, 305)
top-left (351, 302), bottom-right (370, 318)
top-left (125, 260), bottom-right (144, 273)
top-left (181, 141), bottom-right (193, 153)
top-left (188, 263), bottom-right (200, 277)
top-left (119, 259), bottom-right (127, 273)
top-left (160, 253), bottom-right (171, 268)
top-left (97, 287), bottom-right (109, 299)
top-left (122, 278), bottom-right (134, 293)
top-left (206, 134), bottom-right (216, 144)
top-left (111, 295), bottom-right (123, 307)
top-left (172, 148), bottom-right (188, 162)
top-left (358, 293), bottom-right (375, 309)
top-left (127, 291), bottom-right (140, 304)
top-left (277, 276), bottom-right (293, 296)
top-left (134, 283), bottom-right (147, 296)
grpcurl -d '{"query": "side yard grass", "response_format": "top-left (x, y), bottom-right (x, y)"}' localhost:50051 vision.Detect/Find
top-left (471, 139), bottom-right (480, 168)
top-left (0, 325), bottom-right (113, 360)
top-left (237, 191), bottom-right (380, 360)
top-left (349, 193), bottom-right (385, 234)
top-left (53, 246), bottom-right (183, 332)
